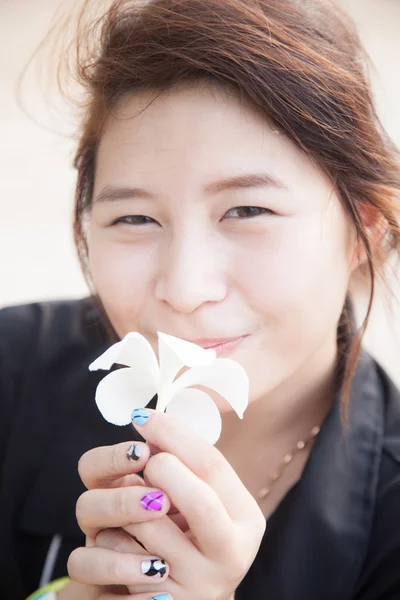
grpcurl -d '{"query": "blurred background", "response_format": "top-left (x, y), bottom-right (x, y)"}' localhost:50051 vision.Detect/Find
top-left (0, 0), bottom-right (399, 383)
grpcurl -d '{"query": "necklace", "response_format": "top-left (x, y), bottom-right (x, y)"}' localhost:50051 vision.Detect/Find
top-left (258, 425), bottom-right (321, 500)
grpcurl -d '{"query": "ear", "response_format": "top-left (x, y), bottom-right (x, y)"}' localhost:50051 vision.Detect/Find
top-left (350, 204), bottom-right (386, 272)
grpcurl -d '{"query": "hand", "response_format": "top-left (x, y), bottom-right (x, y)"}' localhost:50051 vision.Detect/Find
top-left (67, 439), bottom-right (172, 599)
top-left (68, 409), bottom-right (266, 599)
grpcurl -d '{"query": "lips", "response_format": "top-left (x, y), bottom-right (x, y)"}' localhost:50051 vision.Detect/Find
top-left (189, 335), bottom-right (249, 357)
top-left (144, 332), bottom-right (249, 358)
top-left (193, 337), bottom-right (246, 349)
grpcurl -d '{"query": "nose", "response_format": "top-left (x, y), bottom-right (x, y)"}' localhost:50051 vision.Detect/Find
top-left (154, 231), bottom-right (227, 314)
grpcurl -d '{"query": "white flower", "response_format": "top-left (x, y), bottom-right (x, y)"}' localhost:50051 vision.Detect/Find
top-left (89, 332), bottom-right (249, 444)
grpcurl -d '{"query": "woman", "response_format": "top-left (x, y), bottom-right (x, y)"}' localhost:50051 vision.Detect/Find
top-left (1, 0), bottom-right (400, 598)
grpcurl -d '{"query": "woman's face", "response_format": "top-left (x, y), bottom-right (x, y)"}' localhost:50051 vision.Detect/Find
top-left (88, 83), bottom-right (357, 410)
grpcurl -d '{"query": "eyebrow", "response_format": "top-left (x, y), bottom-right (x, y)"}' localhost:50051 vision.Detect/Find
top-left (94, 171), bottom-right (288, 204)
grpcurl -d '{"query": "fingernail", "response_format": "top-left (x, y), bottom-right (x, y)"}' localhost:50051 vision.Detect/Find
top-left (141, 558), bottom-right (168, 578)
top-left (132, 408), bottom-right (151, 426)
top-left (140, 491), bottom-right (164, 511)
top-left (127, 443), bottom-right (142, 461)
top-left (151, 594), bottom-right (169, 600)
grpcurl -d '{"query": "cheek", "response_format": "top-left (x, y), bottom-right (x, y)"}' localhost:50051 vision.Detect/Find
top-left (88, 236), bottom-right (155, 335)
top-left (234, 212), bottom-right (353, 323)
top-left (227, 213), bottom-right (353, 402)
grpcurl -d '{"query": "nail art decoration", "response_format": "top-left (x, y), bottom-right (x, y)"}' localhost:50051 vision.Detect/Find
top-left (151, 595), bottom-right (169, 600)
top-left (140, 491), bottom-right (164, 511)
top-left (89, 332), bottom-right (249, 444)
top-left (131, 407), bottom-right (150, 426)
top-left (141, 558), bottom-right (167, 578)
top-left (127, 443), bottom-right (142, 461)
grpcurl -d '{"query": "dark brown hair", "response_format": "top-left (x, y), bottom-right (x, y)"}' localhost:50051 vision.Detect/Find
top-left (64, 0), bottom-right (400, 404)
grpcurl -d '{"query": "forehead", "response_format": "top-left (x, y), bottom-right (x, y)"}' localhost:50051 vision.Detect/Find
top-left (94, 83), bottom-right (331, 198)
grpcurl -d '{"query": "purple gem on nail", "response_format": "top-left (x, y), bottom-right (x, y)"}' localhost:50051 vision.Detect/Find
top-left (141, 491), bottom-right (164, 511)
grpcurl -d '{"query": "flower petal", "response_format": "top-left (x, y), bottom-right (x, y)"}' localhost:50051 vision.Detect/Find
top-left (157, 335), bottom-right (187, 391)
top-left (171, 358), bottom-right (249, 418)
top-left (158, 332), bottom-right (216, 372)
top-left (94, 368), bottom-right (157, 426)
top-left (166, 388), bottom-right (222, 444)
top-left (89, 332), bottom-right (159, 382)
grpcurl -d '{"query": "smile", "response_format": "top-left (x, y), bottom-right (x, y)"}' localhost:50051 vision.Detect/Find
top-left (192, 335), bottom-right (249, 357)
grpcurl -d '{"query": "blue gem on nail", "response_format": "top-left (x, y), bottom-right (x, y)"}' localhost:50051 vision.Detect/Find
top-left (151, 595), bottom-right (169, 600)
top-left (132, 407), bottom-right (150, 425)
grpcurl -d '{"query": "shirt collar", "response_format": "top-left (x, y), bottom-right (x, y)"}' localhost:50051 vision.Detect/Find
top-left (244, 350), bottom-right (385, 599)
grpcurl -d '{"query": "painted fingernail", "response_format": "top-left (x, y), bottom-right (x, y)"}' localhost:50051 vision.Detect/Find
top-left (151, 594), bottom-right (169, 600)
top-left (132, 408), bottom-right (151, 426)
top-left (141, 558), bottom-right (168, 578)
top-left (127, 443), bottom-right (142, 461)
top-left (140, 491), bottom-right (164, 511)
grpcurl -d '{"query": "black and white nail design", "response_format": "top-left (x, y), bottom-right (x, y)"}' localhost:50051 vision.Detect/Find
top-left (141, 558), bottom-right (167, 578)
top-left (127, 443), bottom-right (142, 461)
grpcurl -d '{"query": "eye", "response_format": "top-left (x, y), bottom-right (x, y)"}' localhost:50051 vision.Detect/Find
top-left (223, 206), bottom-right (274, 219)
top-left (111, 215), bottom-right (159, 226)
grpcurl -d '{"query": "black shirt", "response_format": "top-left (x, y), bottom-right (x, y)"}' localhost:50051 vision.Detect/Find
top-left (0, 298), bottom-right (400, 599)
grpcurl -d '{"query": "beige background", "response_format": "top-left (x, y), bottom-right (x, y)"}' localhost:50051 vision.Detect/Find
top-left (1, 0), bottom-right (399, 383)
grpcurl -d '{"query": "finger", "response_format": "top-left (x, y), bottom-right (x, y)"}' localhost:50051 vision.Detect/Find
top-left (79, 442), bottom-right (151, 489)
top-left (98, 593), bottom-right (172, 600)
top-left (167, 512), bottom-right (189, 532)
top-left (124, 515), bottom-right (197, 581)
top-left (77, 486), bottom-right (171, 539)
top-left (96, 528), bottom-right (149, 556)
top-left (68, 546), bottom-right (169, 586)
top-left (56, 580), bottom-right (130, 600)
top-left (143, 452), bottom-right (234, 560)
top-left (131, 410), bottom-right (255, 520)
top-left (142, 477), bottom-right (185, 520)
top-left (117, 473), bottom-right (147, 488)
